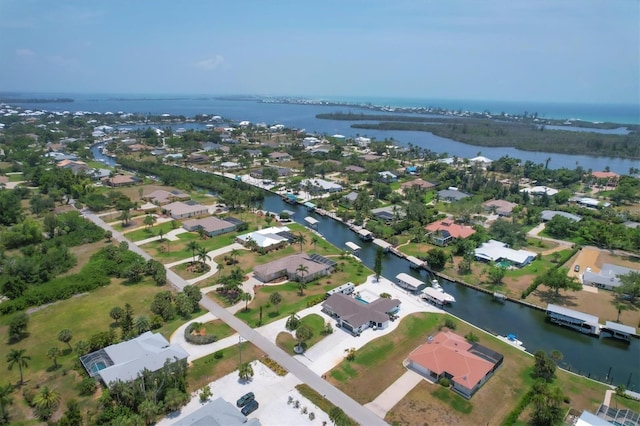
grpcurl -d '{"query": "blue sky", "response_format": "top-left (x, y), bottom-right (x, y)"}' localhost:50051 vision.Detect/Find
top-left (1, 0), bottom-right (638, 104)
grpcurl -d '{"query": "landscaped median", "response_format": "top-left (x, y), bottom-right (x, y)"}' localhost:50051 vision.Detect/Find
top-left (322, 312), bottom-right (609, 425)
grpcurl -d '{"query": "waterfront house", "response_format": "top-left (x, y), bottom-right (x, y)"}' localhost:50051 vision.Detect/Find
top-left (235, 226), bottom-right (294, 251)
top-left (520, 186), bottom-right (559, 196)
top-left (253, 253), bottom-right (335, 283)
top-left (301, 178), bottom-right (343, 194)
top-left (582, 264), bottom-right (638, 291)
top-left (182, 216), bottom-right (237, 237)
top-left (474, 239), bottom-right (536, 268)
top-left (101, 174), bottom-right (140, 187)
top-left (321, 293), bottom-right (400, 336)
top-left (426, 219), bottom-right (476, 246)
top-left (143, 189), bottom-right (190, 206)
top-left (371, 205), bottom-right (405, 223)
top-left (405, 331), bottom-right (503, 399)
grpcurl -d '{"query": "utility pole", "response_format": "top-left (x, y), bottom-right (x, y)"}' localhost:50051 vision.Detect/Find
top-left (238, 335), bottom-right (243, 365)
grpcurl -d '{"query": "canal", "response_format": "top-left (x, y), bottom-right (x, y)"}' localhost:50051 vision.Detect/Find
top-left (92, 143), bottom-right (639, 389)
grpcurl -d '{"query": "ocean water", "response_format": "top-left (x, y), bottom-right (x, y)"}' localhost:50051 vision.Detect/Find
top-left (2, 93), bottom-right (639, 174)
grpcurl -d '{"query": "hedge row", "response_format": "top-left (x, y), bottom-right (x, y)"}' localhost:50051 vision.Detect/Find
top-left (520, 245), bottom-right (580, 299)
top-left (184, 323), bottom-right (217, 345)
top-left (501, 389), bottom-right (533, 426)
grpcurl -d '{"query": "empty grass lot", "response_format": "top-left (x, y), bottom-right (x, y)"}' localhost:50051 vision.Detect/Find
top-left (276, 313), bottom-right (327, 353)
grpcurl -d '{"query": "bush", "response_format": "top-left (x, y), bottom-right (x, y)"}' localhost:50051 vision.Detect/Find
top-left (213, 350), bottom-right (223, 359)
top-left (260, 357), bottom-right (287, 376)
top-left (77, 377), bottom-right (97, 396)
top-left (184, 323), bottom-right (217, 345)
top-left (438, 378), bottom-right (451, 387)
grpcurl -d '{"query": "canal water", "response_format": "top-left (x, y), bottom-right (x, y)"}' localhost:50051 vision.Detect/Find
top-left (91, 144), bottom-right (639, 389)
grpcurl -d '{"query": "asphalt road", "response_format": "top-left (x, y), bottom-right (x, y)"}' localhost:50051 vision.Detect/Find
top-left (84, 211), bottom-right (387, 426)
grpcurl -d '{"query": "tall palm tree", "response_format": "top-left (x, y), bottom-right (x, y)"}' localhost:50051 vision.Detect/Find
top-left (6, 349), bottom-right (30, 386)
top-left (229, 248), bottom-right (240, 265)
top-left (296, 264), bottom-right (309, 295)
top-left (196, 247), bottom-right (211, 271)
top-left (296, 232), bottom-right (307, 253)
top-left (186, 241), bottom-right (200, 264)
top-left (311, 235), bottom-right (320, 252)
top-left (241, 292), bottom-right (252, 312)
top-left (216, 262), bottom-right (225, 280)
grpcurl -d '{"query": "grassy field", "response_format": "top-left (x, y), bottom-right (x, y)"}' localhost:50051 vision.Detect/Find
top-left (275, 313), bottom-right (327, 354)
top-left (0, 279), bottom-right (173, 423)
top-left (186, 343), bottom-right (265, 392)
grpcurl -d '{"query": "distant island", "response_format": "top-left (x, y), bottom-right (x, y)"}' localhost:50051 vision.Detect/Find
top-left (316, 112), bottom-right (640, 160)
top-left (0, 97), bottom-right (74, 103)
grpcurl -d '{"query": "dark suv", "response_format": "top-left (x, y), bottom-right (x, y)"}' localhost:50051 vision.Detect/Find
top-left (236, 392), bottom-right (255, 408)
top-left (241, 399), bottom-right (259, 416)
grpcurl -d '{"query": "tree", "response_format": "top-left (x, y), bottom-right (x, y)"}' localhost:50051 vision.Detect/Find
top-left (43, 212), bottom-right (57, 238)
top-left (530, 381), bottom-right (565, 426)
top-left (533, 350), bottom-right (556, 382)
top-left (311, 235), bottom-right (320, 251)
top-left (183, 285), bottom-right (202, 306)
top-left (6, 349), bottom-right (30, 386)
top-left (186, 241), bottom-right (200, 264)
top-left (425, 248), bottom-right (447, 270)
top-left (238, 362), bottom-right (254, 381)
top-left (143, 214), bottom-right (157, 229)
top-left (134, 316), bottom-right (151, 334)
top-left (295, 324), bottom-right (313, 353)
top-left (110, 306), bottom-right (124, 325)
top-left (47, 347), bottom-right (60, 370)
top-left (57, 398), bottom-right (83, 426)
top-left (8, 312), bottom-right (29, 343)
top-left (374, 247), bottom-right (383, 282)
top-left (486, 265), bottom-right (506, 284)
top-left (105, 230), bottom-right (113, 243)
top-left (0, 383), bottom-right (13, 425)
top-left (615, 271), bottom-right (640, 303)
top-left (164, 388), bottom-right (189, 412)
top-left (229, 248), bottom-right (240, 265)
top-left (286, 313), bottom-right (300, 331)
top-left (57, 329), bottom-right (73, 351)
top-left (536, 268), bottom-right (582, 296)
top-left (270, 292), bottom-right (283, 314)
top-left (33, 385), bottom-right (60, 420)
top-left (196, 247), bottom-right (211, 271)
top-left (199, 385), bottom-right (212, 403)
top-left (241, 292), bottom-right (252, 312)
top-left (138, 399), bottom-right (159, 425)
top-left (296, 232), bottom-right (307, 253)
top-left (296, 264), bottom-right (309, 292)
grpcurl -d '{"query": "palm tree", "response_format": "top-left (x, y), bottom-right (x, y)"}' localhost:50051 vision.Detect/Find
top-left (186, 241), bottom-right (200, 264)
top-left (138, 399), bottom-right (159, 425)
top-left (196, 247), bottom-right (211, 272)
top-left (134, 316), bottom-right (151, 334)
top-left (296, 264), bottom-right (309, 295)
top-left (229, 248), bottom-right (240, 265)
top-left (296, 232), bottom-right (307, 253)
top-left (238, 362), bottom-right (254, 382)
top-left (6, 349), bottom-right (30, 386)
top-left (241, 293), bottom-right (251, 312)
top-left (0, 383), bottom-right (14, 424)
top-left (311, 235), bottom-right (320, 252)
top-left (105, 230), bottom-right (113, 243)
top-left (158, 228), bottom-right (165, 242)
top-left (47, 347), bottom-right (60, 370)
top-left (269, 292), bottom-right (283, 314)
top-left (216, 263), bottom-right (225, 280)
top-left (33, 386), bottom-right (60, 420)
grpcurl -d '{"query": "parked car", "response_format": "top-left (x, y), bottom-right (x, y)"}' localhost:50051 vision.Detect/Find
top-left (241, 399), bottom-right (259, 416)
top-left (236, 392), bottom-right (255, 408)
top-left (574, 265), bottom-right (580, 272)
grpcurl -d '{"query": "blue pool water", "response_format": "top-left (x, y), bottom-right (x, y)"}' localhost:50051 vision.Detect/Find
top-left (355, 296), bottom-right (369, 304)
top-left (91, 361), bottom-right (107, 373)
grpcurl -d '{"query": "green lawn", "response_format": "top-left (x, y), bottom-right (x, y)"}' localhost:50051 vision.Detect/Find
top-left (276, 313), bottom-right (327, 353)
top-left (124, 222), bottom-right (177, 241)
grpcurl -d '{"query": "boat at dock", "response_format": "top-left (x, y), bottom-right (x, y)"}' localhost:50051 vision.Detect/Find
top-left (497, 334), bottom-right (526, 351)
top-left (422, 286), bottom-right (455, 305)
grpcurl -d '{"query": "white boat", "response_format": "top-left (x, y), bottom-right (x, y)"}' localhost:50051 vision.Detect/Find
top-left (422, 287), bottom-right (456, 305)
top-left (497, 334), bottom-right (526, 351)
top-left (430, 279), bottom-right (455, 303)
top-left (431, 279), bottom-right (443, 291)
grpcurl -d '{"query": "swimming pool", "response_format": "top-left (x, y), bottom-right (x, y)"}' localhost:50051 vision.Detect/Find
top-left (355, 296), bottom-right (369, 304)
top-left (91, 361), bottom-right (107, 373)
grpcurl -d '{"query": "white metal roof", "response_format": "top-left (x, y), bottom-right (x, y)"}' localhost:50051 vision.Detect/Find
top-left (546, 304), bottom-right (599, 325)
top-left (373, 238), bottom-right (392, 249)
top-left (304, 216), bottom-right (319, 225)
top-left (345, 241), bottom-right (361, 251)
top-left (396, 273), bottom-right (423, 288)
top-left (604, 321), bottom-right (636, 335)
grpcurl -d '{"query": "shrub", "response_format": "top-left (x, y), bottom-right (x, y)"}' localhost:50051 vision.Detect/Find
top-left (184, 323), bottom-right (217, 345)
top-left (442, 318), bottom-right (457, 330)
top-left (77, 377), bottom-right (97, 396)
top-left (438, 378), bottom-right (451, 387)
top-left (214, 350), bottom-right (223, 359)
top-left (260, 357), bottom-right (287, 376)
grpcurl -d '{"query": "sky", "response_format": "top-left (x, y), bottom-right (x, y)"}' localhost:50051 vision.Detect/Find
top-left (0, 0), bottom-right (638, 104)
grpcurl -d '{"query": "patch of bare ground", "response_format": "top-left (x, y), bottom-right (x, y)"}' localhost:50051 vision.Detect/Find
top-left (62, 240), bottom-right (111, 276)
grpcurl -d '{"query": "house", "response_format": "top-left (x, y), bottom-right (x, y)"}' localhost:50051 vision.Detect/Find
top-left (182, 216), bottom-right (237, 237)
top-left (540, 210), bottom-right (582, 222)
top-left (186, 153), bottom-right (209, 163)
top-left (220, 161), bottom-right (240, 169)
top-left (576, 197), bottom-right (611, 209)
top-left (401, 179), bottom-right (435, 192)
top-left (345, 165), bottom-right (366, 173)
top-left (342, 192), bottom-right (359, 204)
top-left (101, 174), bottom-right (140, 187)
top-left (437, 188), bottom-right (471, 202)
top-left (253, 253), bottom-right (336, 283)
top-left (236, 226), bottom-right (294, 251)
top-left (474, 239), bottom-right (536, 268)
top-left (582, 264), bottom-right (638, 291)
top-left (354, 136), bottom-right (371, 147)
top-left (173, 397), bottom-right (261, 426)
top-left (162, 201), bottom-right (209, 220)
top-left (591, 171), bottom-right (620, 187)
top-left (301, 178), bottom-right (343, 193)
top-left (483, 200), bottom-right (518, 217)
top-left (406, 331), bottom-right (503, 399)
top-left (425, 219), bottom-right (475, 246)
top-left (520, 186), bottom-right (559, 196)
top-left (79, 331), bottom-right (188, 385)
top-left (322, 293), bottom-right (400, 335)
top-left (378, 171), bottom-right (397, 183)
top-left (469, 156), bottom-right (493, 167)
top-left (144, 189), bottom-right (190, 205)
top-left (268, 151), bottom-right (291, 163)
top-left (371, 205), bottom-right (405, 223)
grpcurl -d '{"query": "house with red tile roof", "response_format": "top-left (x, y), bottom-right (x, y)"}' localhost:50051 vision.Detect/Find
top-left (406, 331), bottom-right (503, 399)
top-left (400, 178), bottom-right (436, 192)
top-left (101, 174), bottom-right (140, 187)
top-left (425, 219), bottom-right (476, 246)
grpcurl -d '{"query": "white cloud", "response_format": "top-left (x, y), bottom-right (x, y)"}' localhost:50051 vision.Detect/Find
top-left (194, 55), bottom-right (225, 70)
top-left (16, 48), bottom-right (35, 57)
